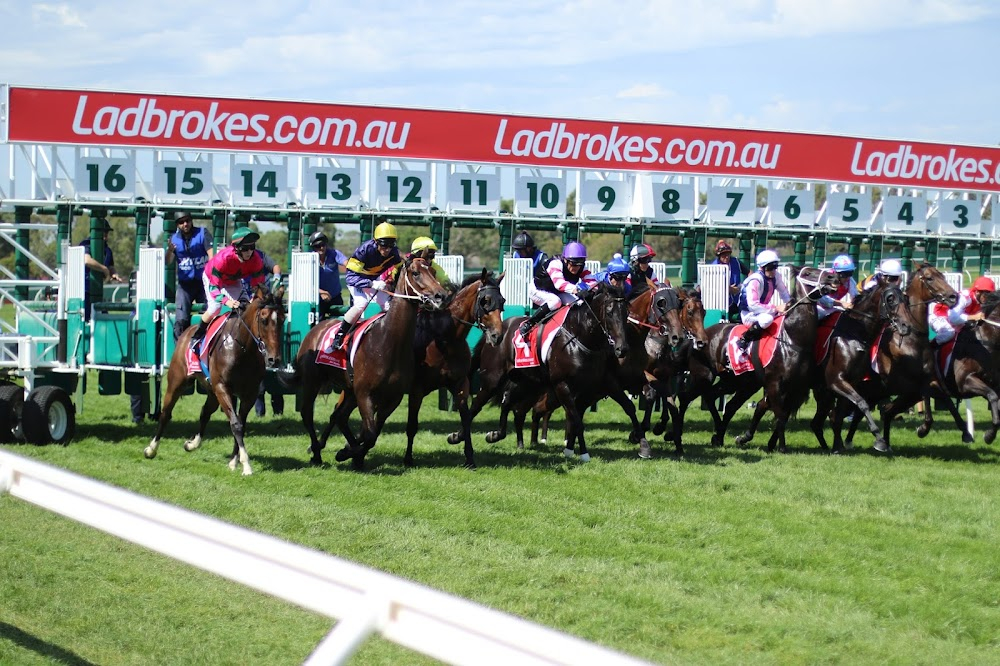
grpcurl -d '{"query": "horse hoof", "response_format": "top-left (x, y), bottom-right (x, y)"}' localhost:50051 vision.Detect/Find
top-left (629, 430), bottom-right (641, 444)
top-left (872, 439), bottom-right (891, 453)
top-left (447, 432), bottom-right (462, 445)
top-left (485, 431), bottom-right (503, 444)
top-left (844, 439), bottom-right (854, 450)
top-left (404, 457), bottom-right (415, 468)
top-left (463, 462), bottom-right (477, 471)
top-left (578, 453), bottom-right (591, 463)
top-left (638, 439), bottom-right (652, 460)
top-left (710, 435), bottom-right (723, 447)
top-left (143, 446), bottom-right (156, 459)
top-left (334, 447), bottom-right (354, 462)
top-left (651, 422), bottom-right (665, 436)
top-left (563, 448), bottom-right (575, 459)
top-left (309, 455), bottom-right (323, 466)
top-left (183, 440), bottom-right (197, 452)
top-left (916, 424), bottom-right (930, 438)
top-left (242, 468), bottom-right (253, 477)
top-left (984, 430), bottom-right (996, 445)
top-left (735, 434), bottom-right (751, 447)
top-left (964, 431), bottom-right (976, 444)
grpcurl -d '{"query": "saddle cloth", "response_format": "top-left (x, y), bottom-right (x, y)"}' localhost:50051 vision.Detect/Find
top-left (185, 316), bottom-right (231, 378)
top-left (314, 314), bottom-right (385, 368)
top-left (813, 311), bottom-right (842, 365)
top-left (513, 306), bottom-right (572, 368)
top-left (726, 316), bottom-right (784, 375)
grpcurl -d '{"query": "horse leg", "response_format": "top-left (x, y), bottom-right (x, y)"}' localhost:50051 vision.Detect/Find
top-left (330, 392), bottom-right (362, 464)
top-left (734, 393), bottom-right (769, 448)
top-left (185, 388), bottom-right (220, 452)
top-left (485, 386), bottom-right (513, 444)
top-left (829, 381), bottom-right (886, 453)
top-left (228, 388), bottom-right (256, 476)
top-left (404, 391), bottom-right (424, 468)
top-left (553, 382), bottom-right (587, 462)
top-left (809, 387), bottom-right (832, 451)
top-left (299, 379), bottom-right (324, 462)
top-left (604, 381), bottom-right (650, 458)
top-left (716, 385), bottom-right (758, 447)
top-left (144, 365), bottom-right (192, 459)
top-left (878, 392), bottom-right (922, 453)
top-left (449, 372), bottom-right (498, 445)
top-left (766, 400), bottom-right (791, 453)
top-left (351, 391), bottom-right (404, 470)
top-left (513, 406), bottom-right (529, 451)
top-left (934, 392), bottom-right (975, 444)
top-left (451, 378), bottom-right (477, 469)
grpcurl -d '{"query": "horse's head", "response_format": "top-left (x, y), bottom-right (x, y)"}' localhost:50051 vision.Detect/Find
top-left (677, 286), bottom-right (708, 350)
top-left (466, 268), bottom-right (504, 347)
top-left (879, 282), bottom-right (910, 336)
top-left (398, 256), bottom-right (449, 310)
top-left (587, 282), bottom-right (629, 358)
top-left (909, 262), bottom-right (958, 307)
top-left (251, 284), bottom-right (286, 368)
top-left (649, 284), bottom-right (683, 347)
top-left (795, 266), bottom-right (839, 300)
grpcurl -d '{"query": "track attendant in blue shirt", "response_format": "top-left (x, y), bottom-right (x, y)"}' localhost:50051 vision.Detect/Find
top-left (165, 211), bottom-right (214, 340)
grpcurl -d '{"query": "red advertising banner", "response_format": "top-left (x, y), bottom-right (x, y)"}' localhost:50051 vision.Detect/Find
top-left (7, 85), bottom-right (1000, 193)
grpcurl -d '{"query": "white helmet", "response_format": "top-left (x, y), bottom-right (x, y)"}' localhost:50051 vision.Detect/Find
top-left (756, 249), bottom-right (780, 269)
top-left (879, 258), bottom-right (903, 277)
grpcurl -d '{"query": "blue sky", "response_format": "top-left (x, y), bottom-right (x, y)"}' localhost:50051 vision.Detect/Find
top-left (2, 0), bottom-right (998, 147)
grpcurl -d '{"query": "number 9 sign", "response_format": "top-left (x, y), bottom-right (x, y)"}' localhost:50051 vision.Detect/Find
top-left (579, 176), bottom-right (630, 218)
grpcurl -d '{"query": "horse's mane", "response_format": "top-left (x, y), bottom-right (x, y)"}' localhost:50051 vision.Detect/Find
top-left (982, 291), bottom-right (1000, 317)
top-left (850, 281), bottom-right (879, 313)
top-left (459, 270), bottom-right (499, 289)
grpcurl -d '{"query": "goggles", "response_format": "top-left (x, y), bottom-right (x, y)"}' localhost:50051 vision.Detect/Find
top-left (610, 272), bottom-right (629, 281)
top-left (566, 259), bottom-right (585, 267)
top-left (237, 244), bottom-right (256, 253)
top-left (763, 263), bottom-right (778, 271)
top-left (376, 239), bottom-right (397, 249)
top-left (837, 271), bottom-right (853, 278)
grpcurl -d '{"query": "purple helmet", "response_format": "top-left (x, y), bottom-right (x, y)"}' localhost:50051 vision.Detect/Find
top-left (563, 241), bottom-right (587, 260)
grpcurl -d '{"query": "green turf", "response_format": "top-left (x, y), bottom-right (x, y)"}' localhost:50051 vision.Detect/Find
top-left (2, 383), bottom-right (1000, 665)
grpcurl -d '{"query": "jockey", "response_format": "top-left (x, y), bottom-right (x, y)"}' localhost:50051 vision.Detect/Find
top-left (382, 236), bottom-right (453, 290)
top-left (929, 275), bottom-right (992, 345)
top-left (189, 226), bottom-right (266, 351)
top-left (332, 222), bottom-right (402, 349)
top-left (520, 240), bottom-right (597, 336)
top-left (711, 239), bottom-right (748, 321)
top-left (736, 249), bottom-right (791, 351)
top-left (592, 253), bottom-right (632, 298)
top-left (817, 254), bottom-right (858, 320)
top-left (863, 258), bottom-right (904, 290)
top-left (628, 243), bottom-right (659, 288)
top-left (511, 230), bottom-right (549, 268)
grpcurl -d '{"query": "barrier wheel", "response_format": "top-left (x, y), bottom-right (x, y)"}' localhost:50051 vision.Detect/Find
top-left (0, 384), bottom-right (24, 443)
top-left (23, 386), bottom-right (76, 446)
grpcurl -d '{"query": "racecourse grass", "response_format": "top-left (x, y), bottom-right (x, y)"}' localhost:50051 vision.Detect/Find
top-left (3, 383), bottom-right (1000, 665)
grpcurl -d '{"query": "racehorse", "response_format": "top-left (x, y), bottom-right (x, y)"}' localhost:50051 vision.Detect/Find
top-left (642, 285), bottom-right (709, 454)
top-left (463, 282), bottom-right (631, 461)
top-left (403, 269), bottom-right (504, 469)
top-left (945, 291), bottom-right (1000, 444)
top-left (143, 285), bottom-right (286, 475)
top-left (807, 278), bottom-right (909, 452)
top-left (701, 266), bottom-right (837, 452)
top-left (282, 256), bottom-right (448, 470)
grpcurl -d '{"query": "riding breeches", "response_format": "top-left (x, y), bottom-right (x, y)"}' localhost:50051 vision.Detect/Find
top-left (201, 273), bottom-right (242, 321)
top-left (344, 285), bottom-right (390, 325)
top-left (528, 284), bottom-right (575, 310)
top-left (741, 311), bottom-right (776, 329)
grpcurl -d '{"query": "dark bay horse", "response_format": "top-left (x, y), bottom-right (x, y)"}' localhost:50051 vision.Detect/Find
top-left (702, 266), bottom-right (837, 452)
top-left (807, 278), bottom-right (909, 453)
top-left (404, 269), bottom-right (504, 469)
top-left (465, 282), bottom-right (631, 461)
top-left (144, 285), bottom-right (286, 475)
top-left (283, 256), bottom-right (448, 470)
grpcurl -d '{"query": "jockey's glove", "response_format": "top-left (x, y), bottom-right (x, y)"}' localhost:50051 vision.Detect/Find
top-left (371, 280), bottom-right (387, 291)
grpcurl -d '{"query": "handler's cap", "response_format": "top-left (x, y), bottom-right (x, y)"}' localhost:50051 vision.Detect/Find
top-left (231, 227), bottom-right (260, 246)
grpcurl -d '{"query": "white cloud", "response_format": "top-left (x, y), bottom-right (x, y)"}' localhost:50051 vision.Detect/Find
top-left (32, 2), bottom-right (85, 27)
top-left (616, 84), bottom-right (668, 100)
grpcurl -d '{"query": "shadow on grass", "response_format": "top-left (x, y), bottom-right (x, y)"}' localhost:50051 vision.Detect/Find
top-left (0, 621), bottom-right (96, 666)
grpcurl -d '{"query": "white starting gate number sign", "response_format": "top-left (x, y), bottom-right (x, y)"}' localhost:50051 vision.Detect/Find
top-left (768, 187), bottom-right (815, 227)
top-left (154, 160), bottom-right (210, 201)
top-left (446, 171), bottom-right (500, 213)
top-left (882, 195), bottom-right (927, 233)
top-left (304, 165), bottom-right (361, 207)
top-left (74, 154), bottom-right (135, 199)
top-left (580, 176), bottom-right (630, 218)
top-left (375, 169), bottom-right (428, 210)
top-left (515, 174), bottom-right (564, 216)
top-left (648, 181), bottom-right (695, 223)
top-left (230, 162), bottom-right (288, 205)
top-left (708, 185), bottom-right (756, 224)
top-left (937, 196), bottom-right (981, 236)
top-left (826, 191), bottom-right (871, 230)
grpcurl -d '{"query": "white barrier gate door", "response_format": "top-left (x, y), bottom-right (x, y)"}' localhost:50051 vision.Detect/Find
top-left (500, 257), bottom-right (532, 310)
top-left (698, 263), bottom-right (731, 312)
top-left (944, 272), bottom-right (964, 293)
top-left (436, 255), bottom-right (465, 286)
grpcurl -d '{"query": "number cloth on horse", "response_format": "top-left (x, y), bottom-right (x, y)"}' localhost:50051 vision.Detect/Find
top-left (513, 305), bottom-right (573, 368)
top-left (314, 314), bottom-right (385, 368)
top-left (726, 317), bottom-right (784, 374)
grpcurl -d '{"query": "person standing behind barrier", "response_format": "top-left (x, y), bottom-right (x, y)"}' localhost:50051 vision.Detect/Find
top-left (929, 275), bottom-right (991, 345)
top-left (736, 249), bottom-right (790, 351)
top-left (628, 243), bottom-right (660, 288)
top-left (165, 211), bottom-right (214, 341)
top-left (189, 227), bottom-right (266, 352)
top-left (711, 240), bottom-right (748, 321)
top-left (520, 241), bottom-right (597, 336)
top-left (331, 222), bottom-right (401, 350)
top-left (817, 254), bottom-right (857, 320)
top-left (309, 231), bottom-right (348, 319)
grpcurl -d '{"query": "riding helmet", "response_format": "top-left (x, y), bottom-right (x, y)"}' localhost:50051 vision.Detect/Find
top-left (308, 231), bottom-right (329, 248)
top-left (832, 255), bottom-right (856, 273)
top-left (563, 241), bottom-right (587, 260)
top-left (629, 243), bottom-right (656, 263)
top-left (756, 249), bottom-right (780, 269)
top-left (879, 258), bottom-right (903, 277)
top-left (714, 239), bottom-right (733, 256)
top-left (373, 222), bottom-right (397, 240)
top-left (230, 227), bottom-right (260, 247)
top-left (173, 211), bottom-right (193, 223)
top-left (606, 253), bottom-right (630, 276)
top-left (973, 276), bottom-right (996, 292)
top-left (411, 236), bottom-right (438, 253)
top-left (511, 231), bottom-right (534, 251)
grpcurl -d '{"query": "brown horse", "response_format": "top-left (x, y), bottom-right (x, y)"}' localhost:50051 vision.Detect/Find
top-left (946, 291), bottom-right (1000, 443)
top-left (702, 266), bottom-right (837, 452)
top-left (807, 278), bottom-right (909, 452)
top-left (144, 285), bottom-right (286, 475)
top-left (282, 256), bottom-right (448, 470)
top-left (404, 269), bottom-right (505, 469)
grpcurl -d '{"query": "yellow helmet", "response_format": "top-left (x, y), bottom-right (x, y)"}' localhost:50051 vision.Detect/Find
top-left (373, 222), bottom-right (397, 240)
top-left (411, 236), bottom-right (437, 253)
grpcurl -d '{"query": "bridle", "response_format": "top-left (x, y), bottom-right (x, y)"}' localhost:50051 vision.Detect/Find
top-left (627, 284), bottom-right (679, 336)
top-left (451, 281), bottom-right (504, 333)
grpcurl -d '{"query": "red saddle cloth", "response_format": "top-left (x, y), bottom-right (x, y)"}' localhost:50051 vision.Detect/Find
top-left (314, 314), bottom-right (385, 368)
top-left (512, 306), bottom-right (572, 368)
top-left (185, 315), bottom-right (230, 376)
top-left (726, 316), bottom-right (783, 375)
top-left (813, 311), bottom-right (842, 365)
top-left (935, 339), bottom-right (957, 379)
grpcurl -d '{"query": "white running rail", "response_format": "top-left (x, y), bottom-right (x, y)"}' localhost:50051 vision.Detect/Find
top-left (0, 451), bottom-right (650, 666)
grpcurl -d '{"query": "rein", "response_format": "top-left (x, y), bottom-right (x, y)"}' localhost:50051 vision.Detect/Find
top-left (450, 283), bottom-right (502, 331)
top-left (230, 299), bottom-right (267, 356)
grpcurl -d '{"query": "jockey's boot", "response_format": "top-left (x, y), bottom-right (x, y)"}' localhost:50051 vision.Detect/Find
top-left (519, 304), bottom-right (551, 337)
top-left (189, 318), bottom-right (210, 353)
top-left (331, 322), bottom-right (352, 350)
top-left (736, 322), bottom-right (763, 352)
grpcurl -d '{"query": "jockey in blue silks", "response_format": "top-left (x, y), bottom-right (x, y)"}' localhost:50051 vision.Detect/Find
top-left (593, 253), bottom-right (632, 298)
top-left (331, 222), bottom-right (402, 349)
